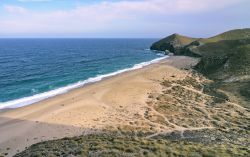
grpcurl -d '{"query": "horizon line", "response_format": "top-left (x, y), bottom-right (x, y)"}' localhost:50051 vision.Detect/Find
top-left (0, 37), bottom-right (161, 39)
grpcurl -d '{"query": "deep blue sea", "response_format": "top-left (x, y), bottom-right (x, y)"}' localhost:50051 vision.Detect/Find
top-left (0, 39), bottom-right (166, 109)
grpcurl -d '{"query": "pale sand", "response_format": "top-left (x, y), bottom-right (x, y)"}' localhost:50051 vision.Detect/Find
top-left (0, 56), bottom-right (198, 157)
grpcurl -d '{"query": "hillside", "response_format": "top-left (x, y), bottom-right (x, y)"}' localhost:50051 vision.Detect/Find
top-left (151, 28), bottom-right (250, 79)
top-left (195, 39), bottom-right (250, 108)
top-left (195, 39), bottom-right (250, 79)
top-left (151, 28), bottom-right (250, 108)
top-left (199, 28), bottom-right (250, 43)
top-left (150, 33), bottom-right (198, 55)
top-left (151, 28), bottom-right (250, 57)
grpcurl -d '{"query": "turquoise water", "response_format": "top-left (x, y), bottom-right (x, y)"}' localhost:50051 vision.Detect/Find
top-left (0, 39), bottom-right (166, 109)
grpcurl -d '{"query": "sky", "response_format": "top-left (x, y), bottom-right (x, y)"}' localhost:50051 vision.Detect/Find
top-left (0, 0), bottom-right (249, 38)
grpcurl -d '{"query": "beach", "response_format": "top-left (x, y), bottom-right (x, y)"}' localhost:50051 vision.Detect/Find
top-left (0, 56), bottom-right (198, 156)
top-left (1, 1), bottom-right (249, 155)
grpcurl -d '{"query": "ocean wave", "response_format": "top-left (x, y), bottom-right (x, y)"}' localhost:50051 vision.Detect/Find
top-left (0, 56), bottom-right (169, 110)
top-left (156, 53), bottom-right (165, 57)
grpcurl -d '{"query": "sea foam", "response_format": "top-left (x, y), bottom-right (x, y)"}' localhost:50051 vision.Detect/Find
top-left (0, 56), bottom-right (168, 110)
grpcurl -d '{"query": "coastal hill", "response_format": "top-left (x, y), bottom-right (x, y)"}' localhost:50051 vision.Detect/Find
top-left (151, 28), bottom-right (250, 57)
top-left (151, 28), bottom-right (250, 49)
top-left (150, 33), bottom-right (198, 55)
top-left (195, 38), bottom-right (250, 79)
top-left (151, 28), bottom-right (250, 80)
top-left (151, 28), bottom-right (250, 108)
top-left (199, 28), bottom-right (250, 43)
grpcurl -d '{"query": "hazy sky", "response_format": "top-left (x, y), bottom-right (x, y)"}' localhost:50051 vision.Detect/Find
top-left (0, 0), bottom-right (249, 38)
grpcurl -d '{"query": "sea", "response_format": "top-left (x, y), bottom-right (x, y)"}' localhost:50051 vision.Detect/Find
top-left (0, 38), bottom-right (167, 109)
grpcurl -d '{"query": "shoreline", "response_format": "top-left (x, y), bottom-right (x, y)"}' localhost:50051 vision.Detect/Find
top-left (0, 56), bottom-right (168, 111)
top-left (0, 56), bottom-right (199, 157)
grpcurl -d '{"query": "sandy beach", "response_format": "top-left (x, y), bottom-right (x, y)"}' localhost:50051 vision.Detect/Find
top-left (0, 56), bottom-right (199, 156)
